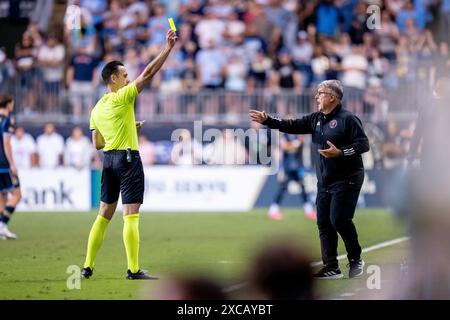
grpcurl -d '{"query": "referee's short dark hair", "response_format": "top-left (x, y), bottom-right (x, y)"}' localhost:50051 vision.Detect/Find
top-left (101, 60), bottom-right (124, 84)
top-left (0, 94), bottom-right (13, 109)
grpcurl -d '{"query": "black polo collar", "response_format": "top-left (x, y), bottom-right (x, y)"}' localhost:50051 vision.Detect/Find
top-left (321, 103), bottom-right (342, 121)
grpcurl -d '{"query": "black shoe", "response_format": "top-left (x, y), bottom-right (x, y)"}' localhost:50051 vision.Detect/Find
top-left (81, 267), bottom-right (93, 279)
top-left (348, 259), bottom-right (365, 278)
top-left (126, 269), bottom-right (159, 280)
top-left (313, 266), bottom-right (343, 279)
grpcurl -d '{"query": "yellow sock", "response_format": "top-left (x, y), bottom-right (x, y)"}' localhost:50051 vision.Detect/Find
top-left (123, 214), bottom-right (140, 273)
top-left (84, 215), bottom-right (110, 268)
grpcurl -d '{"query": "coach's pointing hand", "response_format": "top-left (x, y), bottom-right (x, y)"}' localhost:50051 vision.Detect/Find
top-left (318, 140), bottom-right (342, 158)
top-left (249, 110), bottom-right (268, 124)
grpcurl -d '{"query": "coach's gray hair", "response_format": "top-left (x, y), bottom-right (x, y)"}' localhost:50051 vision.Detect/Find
top-left (318, 80), bottom-right (344, 100)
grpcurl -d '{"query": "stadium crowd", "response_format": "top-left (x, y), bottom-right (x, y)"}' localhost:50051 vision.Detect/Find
top-left (0, 0), bottom-right (449, 117)
top-left (1, 0), bottom-right (449, 169)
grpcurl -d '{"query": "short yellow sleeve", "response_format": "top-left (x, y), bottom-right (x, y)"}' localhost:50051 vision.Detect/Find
top-left (115, 82), bottom-right (138, 105)
top-left (90, 112), bottom-right (97, 131)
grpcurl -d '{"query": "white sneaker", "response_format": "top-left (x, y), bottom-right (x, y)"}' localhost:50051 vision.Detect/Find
top-left (0, 223), bottom-right (17, 240)
top-left (268, 204), bottom-right (283, 220)
top-left (303, 202), bottom-right (317, 220)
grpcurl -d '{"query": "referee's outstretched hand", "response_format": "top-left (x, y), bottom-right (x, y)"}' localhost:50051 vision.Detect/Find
top-left (249, 109), bottom-right (268, 124)
top-left (166, 29), bottom-right (178, 48)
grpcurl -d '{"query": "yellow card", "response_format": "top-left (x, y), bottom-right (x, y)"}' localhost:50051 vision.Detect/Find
top-left (168, 18), bottom-right (176, 31)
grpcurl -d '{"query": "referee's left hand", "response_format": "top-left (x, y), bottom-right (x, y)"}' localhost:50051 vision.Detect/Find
top-left (318, 141), bottom-right (342, 158)
top-left (136, 121), bottom-right (144, 129)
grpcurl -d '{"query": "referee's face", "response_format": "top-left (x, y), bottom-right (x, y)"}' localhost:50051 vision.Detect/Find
top-left (115, 66), bottom-right (130, 88)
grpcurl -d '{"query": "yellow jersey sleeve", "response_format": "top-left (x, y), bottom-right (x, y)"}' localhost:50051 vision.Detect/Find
top-left (115, 82), bottom-right (139, 106)
top-left (90, 110), bottom-right (97, 131)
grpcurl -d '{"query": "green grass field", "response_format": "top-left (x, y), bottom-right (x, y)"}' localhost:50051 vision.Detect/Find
top-left (0, 209), bottom-right (408, 300)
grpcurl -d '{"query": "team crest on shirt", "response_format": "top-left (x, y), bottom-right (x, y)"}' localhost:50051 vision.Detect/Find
top-left (330, 120), bottom-right (338, 128)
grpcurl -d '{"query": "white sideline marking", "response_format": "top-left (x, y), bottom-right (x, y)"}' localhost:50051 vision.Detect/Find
top-left (310, 236), bottom-right (410, 267)
top-left (340, 292), bottom-right (355, 297)
top-left (222, 236), bottom-right (410, 293)
top-left (223, 282), bottom-right (248, 293)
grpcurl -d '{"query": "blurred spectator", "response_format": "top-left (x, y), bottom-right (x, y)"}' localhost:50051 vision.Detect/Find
top-left (208, 0), bottom-right (234, 19)
top-left (138, 134), bottom-right (156, 166)
top-left (180, 58), bottom-right (198, 91)
top-left (224, 11), bottom-right (246, 40)
top-left (244, 2), bottom-right (279, 42)
top-left (292, 31), bottom-right (314, 88)
top-left (435, 41), bottom-right (450, 78)
top-left (65, 5), bottom-right (97, 54)
top-left (224, 53), bottom-right (247, 92)
top-left (184, 0), bottom-right (205, 26)
top-left (159, 45), bottom-right (184, 93)
top-left (243, 23), bottom-right (268, 61)
top-left (15, 32), bottom-right (37, 113)
top-left (381, 119), bottom-right (413, 169)
top-left (123, 47), bottom-right (141, 82)
top-left (311, 45), bottom-right (330, 85)
top-left (440, 0), bottom-right (450, 43)
top-left (396, 0), bottom-right (425, 32)
top-left (271, 49), bottom-right (302, 115)
top-left (247, 50), bottom-right (272, 90)
top-left (152, 276), bottom-right (227, 300)
top-left (265, 0), bottom-right (292, 32)
top-left (195, 8), bottom-right (226, 49)
top-left (66, 46), bottom-right (99, 116)
top-left (37, 34), bottom-right (65, 111)
top-left (396, 36), bottom-right (416, 84)
top-left (271, 49), bottom-right (302, 92)
top-left (316, 0), bottom-right (340, 38)
top-left (195, 39), bottom-right (226, 89)
top-left (334, 33), bottom-right (352, 59)
top-left (80, 0), bottom-right (107, 27)
top-left (30, 0), bottom-right (54, 33)
top-left (36, 123), bottom-right (64, 169)
top-left (101, 0), bottom-right (124, 53)
top-left (348, 1), bottom-right (369, 45)
top-left (247, 240), bottom-right (315, 300)
top-left (147, 3), bottom-right (168, 47)
top-left (11, 127), bottom-right (37, 169)
top-left (336, 0), bottom-right (359, 33)
top-left (341, 45), bottom-right (368, 90)
top-left (0, 48), bottom-right (14, 94)
top-left (127, 0), bottom-right (150, 20)
top-left (64, 126), bottom-right (93, 169)
top-left (374, 11), bottom-right (400, 61)
top-left (24, 22), bottom-right (44, 48)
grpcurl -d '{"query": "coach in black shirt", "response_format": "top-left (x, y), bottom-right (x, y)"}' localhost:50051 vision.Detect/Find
top-left (250, 80), bottom-right (369, 279)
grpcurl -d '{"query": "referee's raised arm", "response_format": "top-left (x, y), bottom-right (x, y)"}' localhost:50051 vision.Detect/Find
top-left (134, 29), bottom-right (178, 93)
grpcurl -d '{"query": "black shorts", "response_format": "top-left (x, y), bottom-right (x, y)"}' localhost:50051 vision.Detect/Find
top-left (101, 150), bottom-right (145, 204)
top-left (0, 172), bottom-right (14, 192)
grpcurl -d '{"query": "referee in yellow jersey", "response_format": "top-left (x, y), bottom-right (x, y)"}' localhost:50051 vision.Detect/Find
top-left (81, 29), bottom-right (177, 280)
